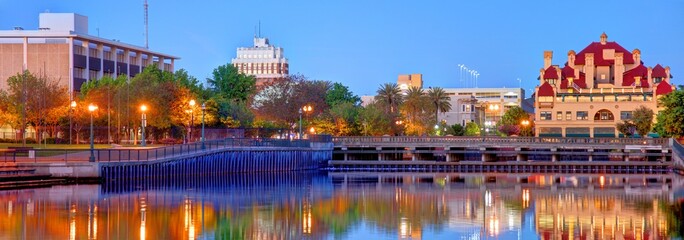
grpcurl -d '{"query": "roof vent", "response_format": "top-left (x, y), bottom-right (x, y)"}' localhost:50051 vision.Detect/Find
top-left (13, 26), bottom-right (24, 30)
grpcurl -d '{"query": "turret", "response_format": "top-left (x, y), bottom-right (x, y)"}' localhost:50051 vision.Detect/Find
top-left (567, 50), bottom-right (576, 68)
top-left (544, 51), bottom-right (553, 69)
top-left (632, 49), bottom-right (641, 64)
top-left (600, 32), bottom-right (608, 45)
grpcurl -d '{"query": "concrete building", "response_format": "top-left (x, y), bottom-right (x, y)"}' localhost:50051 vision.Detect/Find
top-left (397, 74), bottom-right (422, 93)
top-left (0, 13), bottom-right (178, 95)
top-left (534, 33), bottom-right (675, 137)
top-left (231, 36), bottom-right (289, 86)
top-left (439, 88), bottom-right (525, 131)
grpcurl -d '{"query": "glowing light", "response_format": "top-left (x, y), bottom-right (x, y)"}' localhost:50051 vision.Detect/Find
top-left (140, 104), bottom-right (148, 112)
top-left (399, 217), bottom-right (410, 238)
top-left (88, 104), bottom-right (98, 112)
top-left (599, 175), bottom-right (605, 187)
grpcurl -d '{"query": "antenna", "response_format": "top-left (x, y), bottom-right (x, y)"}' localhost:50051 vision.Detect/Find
top-left (258, 21), bottom-right (261, 38)
top-left (144, 0), bottom-right (149, 49)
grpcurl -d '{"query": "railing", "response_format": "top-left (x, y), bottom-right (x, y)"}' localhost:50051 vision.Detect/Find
top-left (4, 138), bottom-right (313, 163)
top-left (333, 136), bottom-right (669, 146)
top-left (672, 139), bottom-right (684, 167)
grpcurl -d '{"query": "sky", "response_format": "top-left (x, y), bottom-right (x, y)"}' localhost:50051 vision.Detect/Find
top-left (2, 0), bottom-right (682, 98)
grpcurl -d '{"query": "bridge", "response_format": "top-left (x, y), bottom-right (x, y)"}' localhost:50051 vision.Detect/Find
top-left (330, 136), bottom-right (684, 174)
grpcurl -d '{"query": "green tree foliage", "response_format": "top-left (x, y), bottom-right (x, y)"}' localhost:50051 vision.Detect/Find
top-left (0, 70), bottom-right (68, 142)
top-left (498, 106), bottom-right (532, 136)
top-left (426, 87), bottom-right (452, 123)
top-left (447, 123), bottom-right (465, 136)
top-left (654, 86), bottom-right (684, 138)
top-left (401, 86), bottom-right (431, 136)
top-left (632, 105), bottom-right (654, 137)
top-left (465, 122), bottom-right (481, 136)
top-left (326, 82), bottom-right (361, 107)
top-left (207, 64), bottom-right (256, 102)
top-left (359, 102), bottom-right (392, 136)
top-left (616, 120), bottom-right (636, 138)
top-left (375, 83), bottom-right (403, 114)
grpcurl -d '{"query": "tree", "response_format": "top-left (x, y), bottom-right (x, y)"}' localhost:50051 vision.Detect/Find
top-left (375, 83), bottom-right (403, 114)
top-left (253, 75), bottom-right (330, 129)
top-left (498, 106), bottom-right (531, 136)
top-left (632, 105), bottom-right (654, 137)
top-left (616, 120), bottom-right (636, 138)
top-left (401, 86), bottom-right (430, 136)
top-left (447, 123), bottom-right (465, 136)
top-left (426, 87), bottom-right (452, 123)
top-left (465, 122), bottom-right (481, 136)
top-left (654, 86), bottom-right (684, 138)
top-left (359, 102), bottom-right (392, 136)
top-left (326, 82), bottom-right (361, 107)
top-left (207, 64), bottom-right (256, 102)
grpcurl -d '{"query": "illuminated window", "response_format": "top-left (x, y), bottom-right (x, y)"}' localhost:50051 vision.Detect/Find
top-left (566, 111), bottom-right (572, 120)
top-left (557, 111), bottom-right (563, 120)
top-left (540, 111), bottom-right (552, 120)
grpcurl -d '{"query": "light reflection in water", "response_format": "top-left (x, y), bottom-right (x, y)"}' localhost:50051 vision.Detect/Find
top-left (0, 173), bottom-right (680, 239)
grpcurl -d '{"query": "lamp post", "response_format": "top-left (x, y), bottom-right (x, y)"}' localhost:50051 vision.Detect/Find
top-left (299, 105), bottom-right (313, 139)
top-left (140, 104), bottom-right (147, 147)
top-left (521, 120), bottom-right (530, 136)
top-left (485, 103), bottom-right (499, 135)
top-left (88, 104), bottom-right (97, 162)
top-left (298, 108), bottom-right (303, 139)
top-left (395, 120), bottom-right (403, 136)
top-left (201, 103), bottom-right (206, 149)
top-left (69, 101), bottom-right (76, 144)
top-left (189, 99), bottom-right (195, 143)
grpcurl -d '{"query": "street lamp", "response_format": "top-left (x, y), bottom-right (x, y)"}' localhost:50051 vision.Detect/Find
top-left (299, 105), bottom-right (313, 139)
top-left (69, 101), bottom-right (76, 144)
top-left (140, 104), bottom-right (147, 147)
top-left (201, 102), bottom-right (206, 149)
top-left (521, 120), bottom-right (530, 137)
top-left (189, 99), bottom-right (196, 143)
top-left (88, 104), bottom-right (98, 162)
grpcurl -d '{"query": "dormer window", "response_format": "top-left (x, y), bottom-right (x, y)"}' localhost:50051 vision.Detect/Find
top-left (654, 77), bottom-right (663, 84)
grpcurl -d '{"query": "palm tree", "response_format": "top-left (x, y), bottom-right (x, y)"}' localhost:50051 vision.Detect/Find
top-left (375, 83), bottom-right (403, 114)
top-left (427, 87), bottom-right (452, 123)
top-left (403, 86), bottom-right (425, 123)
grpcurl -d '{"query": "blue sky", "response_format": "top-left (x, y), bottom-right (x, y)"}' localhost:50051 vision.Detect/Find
top-left (2, 0), bottom-right (682, 97)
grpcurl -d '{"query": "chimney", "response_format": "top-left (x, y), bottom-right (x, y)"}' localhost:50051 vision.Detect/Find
top-left (544, 51), bottom-right (553, 69)
top-left (600, 32), bottom-right (607, 45)
top-left (665, 66), bottom-right (671, 83)
top-left (567, 50), bottom-right (576, 68)
top-left (647, 67), bottom-right (653, 87)
top-left (614, 52), bottom-right (625, 86)
top-left (539, 68), bottom-right (545, 85)
top-left (632, 49), bottom-right (641, 64)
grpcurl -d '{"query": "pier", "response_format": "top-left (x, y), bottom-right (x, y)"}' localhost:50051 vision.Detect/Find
top-left (331, 136), bottom-right (684, 173)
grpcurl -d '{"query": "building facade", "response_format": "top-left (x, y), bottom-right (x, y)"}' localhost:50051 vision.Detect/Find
top-left (0, 13), bottom-right (178, 95)
top-left (397, 74), bottom-right (423, 93)
top-left (440, 88), bottom-right (525, 131)
top-left (231, 37), bottom-right (289, 86)
top-left (534, 33), bottom-right (675, 137)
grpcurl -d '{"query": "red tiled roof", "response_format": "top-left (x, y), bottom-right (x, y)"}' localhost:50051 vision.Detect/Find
top-left (652, 64), bottom-right (667, 78)
top-left (655, 81), bottom-right (673, 95)
top-left (561, 65), bottom-right (575, 79)
top-left (538, 81), bottom-right (555, 96)
top-left (574, 42), bottom-right (635, 66)
top-left (543, 66), bottom-right (558, 79)
top-left (623, 63), bottom-right (649, 87)
top-left (560, 72), bottom-right (587, 89)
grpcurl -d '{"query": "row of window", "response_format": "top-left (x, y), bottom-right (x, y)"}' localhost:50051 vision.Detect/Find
top-left (539, 94), bottom-right (653, 103)
top-left (540, 110), bottom-right (635, 121)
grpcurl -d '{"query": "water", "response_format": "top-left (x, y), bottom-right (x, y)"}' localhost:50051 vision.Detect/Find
top-left (0, 172), bottom-right (682, 239)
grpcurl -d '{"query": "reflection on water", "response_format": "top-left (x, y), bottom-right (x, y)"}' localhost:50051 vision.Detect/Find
top-left (0, 172), bottom-right (682, 239)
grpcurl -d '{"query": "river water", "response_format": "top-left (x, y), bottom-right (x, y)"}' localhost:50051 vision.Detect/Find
top-left (0, 172), bottom-right (682, 239)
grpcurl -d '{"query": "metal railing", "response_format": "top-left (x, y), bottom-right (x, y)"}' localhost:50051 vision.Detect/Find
top-left (3, 138), bottom-right (313, 163)
top-left (333, 136), bottom-right (669, 146)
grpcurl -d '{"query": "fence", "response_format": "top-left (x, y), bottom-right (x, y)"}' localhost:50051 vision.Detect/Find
top-left (1, 138), bottom-right (315, 163)
top-left (333, 136), bottom-right (669, 146)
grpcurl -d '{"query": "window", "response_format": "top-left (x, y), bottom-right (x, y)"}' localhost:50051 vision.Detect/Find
top-left (594, 109), bottom-right (614, 121)
top-left (576, 111), bottom-right (588, 120)
top-left (620, 111), bottom-right (633, 120)
top-left (538, 96), bottom-right (553, 102)
top-left (557, 111), bottom-right (563, 120)
top-left (462, 105), bottom-right (465, 112)
top-left (654, 77), bottom-right (663, 84)
top-left (540, 111), bottom-right (552, 120)
top-left (566, 111), bottom-right (572, 120)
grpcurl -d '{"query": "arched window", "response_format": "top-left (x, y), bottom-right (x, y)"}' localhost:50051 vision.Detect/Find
top-left (594, 109), bottom-right (614, 121)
